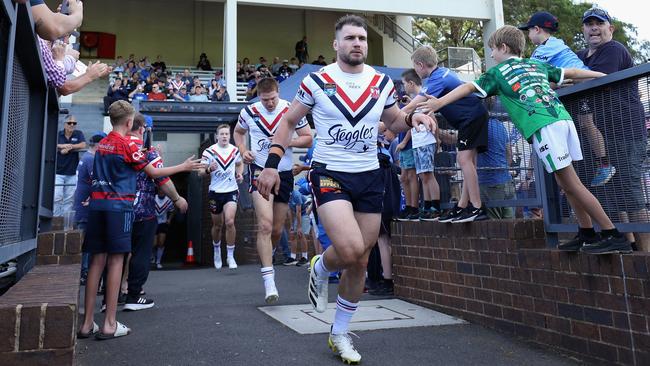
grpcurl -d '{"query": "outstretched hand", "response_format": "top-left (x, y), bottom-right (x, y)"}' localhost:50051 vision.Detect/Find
top-left (182, 155), bottom-right (206, 172)
top-left (416, 95), bottom-right (442, 115)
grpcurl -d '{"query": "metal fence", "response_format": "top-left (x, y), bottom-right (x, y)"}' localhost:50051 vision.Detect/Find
top-left (0, 1), bottom-right (56, 265)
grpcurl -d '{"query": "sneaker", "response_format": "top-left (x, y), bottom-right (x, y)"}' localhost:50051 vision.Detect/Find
top-left (156, 263), bottom-right (163, 270)
top-left (283, 257), bottom-right (298, 266)
top-left (118, 292), bottom-right (127, 305)
top-left (265, 285), bottom-right (279, 304)
top-left (308, 255), bottom-right (328, 313)
top-left (214, 252), bottom-right (222, 270)
top-left (123, 296), bottom-right (155, 311)
top-left (591, 165), bottom-right (616, 187)
top-left (438, 205), bottom-right (464, 223)
top-left (369, 280), bottom-right (394, 296)
top-left (296, 257), bottom-right (309, 267)
top-left (580, 235), bottom-right (633, 255)
top-left (396, 210), bottom-right (412, 222)
top-left (452, 205), bottom-right (488, 223)
top-left (227, 256), bottom-right (238, 269)
top-left (419, 208), bottom-right (440, 222)
top-left (558, 233), bottom-right (600, 252)
top-left (328, 329), bottom-right (362, 364)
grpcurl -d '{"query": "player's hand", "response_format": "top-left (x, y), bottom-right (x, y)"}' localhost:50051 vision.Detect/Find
top-left (256, 168), bottom-right (280, 201)
top-left (181, 155), bottom-right (206, 172)
top-left (241, 150), bottom-right (255, 164)
top-left (209, 161), bottom-right (218, 172)
top-left (291, 163), bottom-right (303, 176)
top-left (236, 172), bottom-right (243, 183)
top-left (416, 95), bottom-right (442, 114)
top-left (174, 196), bottom-right (188, 214)
top-left (412, 113), bottom-right (437, 135)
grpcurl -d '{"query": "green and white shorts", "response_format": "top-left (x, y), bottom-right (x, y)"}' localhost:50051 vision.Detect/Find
top-left (532, 120), bottom-right (583, 173)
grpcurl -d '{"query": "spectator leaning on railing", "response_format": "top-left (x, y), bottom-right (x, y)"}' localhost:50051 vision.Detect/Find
top-left (55, 115), bottom-right (86, 217)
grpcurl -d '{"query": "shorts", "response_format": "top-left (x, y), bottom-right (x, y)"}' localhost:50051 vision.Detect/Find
top-left (308, 162), bottom-right (384, 213)
top-left (414, 143), bottom-right (436, 174)
top-left (248, 164), bottom-right (293, 204)
top-left (457, 112), bottom-right (488, 153)
top-left (156, 223), bottom-right (169, 234)
top-left (532, 120), bottom-right (583, 173)
top-left (297, 214), bottom-right (311, 235)
top-left (83, 210), bottom-right (134, 254)
top-left (208, 190), bottom-right (239, 214)
top-left (399, 148), bottom-right (415, 170)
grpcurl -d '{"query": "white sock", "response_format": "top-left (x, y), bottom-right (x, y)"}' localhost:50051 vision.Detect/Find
top-left (301, 252), bottom-right (308, 260)
top-left (290, 252), bottom-right (296, 259)
top-left (227, 245), bottom-right (235, 258)
top-left (314, 256), bottom-right (330, 280)
top-left (332, 295), bottom-right (358, 335)
top-left (213, 241), bottom-right (221, 256)
top-left (261, 266), bottom-right (275, 289)
top-left (156, 247), bottom-right (164, 264)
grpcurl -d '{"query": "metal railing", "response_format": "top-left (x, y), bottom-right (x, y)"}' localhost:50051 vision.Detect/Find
top-left (0, 1), bottom-right (57, 266)
top-left (363, 14), bottom-right (422, 54)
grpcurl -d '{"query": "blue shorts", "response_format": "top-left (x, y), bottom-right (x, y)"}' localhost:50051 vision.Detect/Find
top-left (399, 148), bottom-right (415, 169)
top-left (83, 210), bottom-right (134, 254)
top-left (248, 164), bottom-right (293, 204)
top-left (308, 162), bottom-right (384, 213)
top-left (208, 190), bottom-right (238, 214)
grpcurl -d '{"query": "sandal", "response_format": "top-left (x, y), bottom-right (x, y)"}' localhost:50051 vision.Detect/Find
top-left (77, 322), bottom-right (99, 339)
top-left (95, 321), bottom-right (131, 340)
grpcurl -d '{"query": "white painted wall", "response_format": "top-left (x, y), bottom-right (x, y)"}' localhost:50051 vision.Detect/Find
top-left (155, 133), bottom-right (203, 166)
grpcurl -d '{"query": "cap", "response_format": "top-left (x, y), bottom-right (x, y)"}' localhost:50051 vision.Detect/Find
top-left (582, 6), bottom-right (611, 23)
top-left (90, 131), bottom-right (107, 144)
top-left (518, 11), bottom-right (559, 32)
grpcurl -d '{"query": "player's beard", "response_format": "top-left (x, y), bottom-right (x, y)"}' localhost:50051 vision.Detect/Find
top-left (339, 51), bottom-right (366, 66)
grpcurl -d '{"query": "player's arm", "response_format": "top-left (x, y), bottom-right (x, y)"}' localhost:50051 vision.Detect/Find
top-left (562, 68), bottom-right (606, 80)
top-left (144, 155), bottom-right (205, 178)
top-left (381, 103), bottom-right (436, 135)
top-left (235, 160), bottom-right (244, 183)
top-left (31, 1), bottom-right (83, 42)
top-left (233, 124), bottom-right (255, 164)
top-left (288, 122), bottom-right (313, 148)
top-left (416, 83), bottom-right (477, 114)
top-left (197, 152), bottom-right (213, 177)
top-left (160, 179), bottom-right (188, 213)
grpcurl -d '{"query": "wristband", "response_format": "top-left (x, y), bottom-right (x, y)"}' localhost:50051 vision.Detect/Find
top-left (405, 111), bottom-right (416, 127)
top-left (269, 143), bottom-right (286, 154)
top-left (264, 153), bottom-right (282, 169)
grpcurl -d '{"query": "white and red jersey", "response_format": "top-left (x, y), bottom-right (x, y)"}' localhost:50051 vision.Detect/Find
top-left (296, 63), bottom-right (396, 172)
top-left (202, 143), bottom-right (241, 193)
top-left (237, 99), bottom-right (309, 172)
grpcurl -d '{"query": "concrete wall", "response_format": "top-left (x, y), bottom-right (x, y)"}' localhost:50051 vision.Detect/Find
top-left (380, 15), bottom-right (413, 68)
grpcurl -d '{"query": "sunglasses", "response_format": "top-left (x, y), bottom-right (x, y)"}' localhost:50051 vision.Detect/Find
top-left (583, 8), bottom-right (610, 21)
top-left (66, 122), bottom-right (77, 125)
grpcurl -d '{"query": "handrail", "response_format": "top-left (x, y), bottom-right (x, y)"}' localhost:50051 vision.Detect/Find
top-left (555, 62), bottom-right (650, 97)
top-left (362, 13), bottom-right (422, 53)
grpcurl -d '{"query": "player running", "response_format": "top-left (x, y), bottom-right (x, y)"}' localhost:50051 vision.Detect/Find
top-left (256, 15), bottom-right (435, 364)
top-left (234, 78), bottom-right (312, 303)
top-left (199, 124), bottom-right (244, 270)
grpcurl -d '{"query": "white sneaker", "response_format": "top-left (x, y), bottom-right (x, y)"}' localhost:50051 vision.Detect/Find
top-left (264, 284), bottom-right (279, 304)
top-left (227, 256), bottom-right (237, 269)
top-left (213, 252), bottom-right (222, 270)
top-left (328, 331), bottom-right (362, 364)
top-left (156, 263), bottom-right (163, 270)
top-left (308, 255), bottom-right (328, 313)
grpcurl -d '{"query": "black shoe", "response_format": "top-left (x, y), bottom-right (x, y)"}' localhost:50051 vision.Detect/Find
top-left (296, 257), bottom-right (309, 267)
top-left (118, 292), bottom-right (127, 305)
top-left (558, 233), bottom-right (600, 252)
top-left (123, 296), bottom-right (155, 311)
top-left (397, 210), bottom-right (420, 222)
top-left (452, 205), bottom-right (488, 223)
top-left (580, 235), bottom-right (633, 255)
top-left (369, 280), bottom-right (394, 296)
top-left (396, 211), bottom-right (412, 222)
top-left (419, 209), bottom-right (440, 222)
top-left (283, 257), bottom-right (298, 266)
top-left (273, 256), bottom-right (286, 265)
top-left (438, 205), bottom-right (464, 223)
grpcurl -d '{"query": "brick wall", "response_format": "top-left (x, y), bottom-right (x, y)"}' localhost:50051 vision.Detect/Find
top-left (0, 265), bottom-right (80, 366)
top-left (392, 220), bottom-right (650, 366)
top-left (36, 230), bottom-right (82, 266)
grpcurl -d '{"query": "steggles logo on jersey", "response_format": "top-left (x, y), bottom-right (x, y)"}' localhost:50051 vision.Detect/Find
top-left (326, 123), bottom-right (374, 152)
top-left (257, 138), bottom-right (273, 152)
top-left (323, 83), bottom-right (337, 97)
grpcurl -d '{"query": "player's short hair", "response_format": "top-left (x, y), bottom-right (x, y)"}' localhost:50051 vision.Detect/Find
top-left (411, 46), bottom-right (438, 68)
top-left (335, 15), bottom-right (367, 37)
top-left (217, 124), bottom-right (230, 133)
top-left (108, 100), bottom-right (135, 126)
top-left (488, 25), bottom-right (526, 57)
top-left (256, 78), bottom-right (279, 94)
top-left (401, 69), bottom-right (422, 86)
top-left (131, 113), bottom-right (146, 131)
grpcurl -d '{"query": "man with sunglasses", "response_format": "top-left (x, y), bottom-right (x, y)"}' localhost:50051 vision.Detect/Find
top-left (574, 6), bottom-right (650, 252)
top-left (55, 115), bottom-right (86, 216)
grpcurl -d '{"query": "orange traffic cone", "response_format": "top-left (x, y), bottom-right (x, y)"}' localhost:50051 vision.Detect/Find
top-left (185, 240), bottom-right (196, 265)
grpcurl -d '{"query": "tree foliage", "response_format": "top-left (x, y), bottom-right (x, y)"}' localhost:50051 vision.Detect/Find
top-left (412, 0), bottom-right (649, 66)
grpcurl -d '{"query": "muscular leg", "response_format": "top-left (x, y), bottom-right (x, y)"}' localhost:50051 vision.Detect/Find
top-left (272, 202), bottom-right (289, 246)
top-left (211, 213), bottom-right (224, 244)
top-left (223, 202), bottom-right (237, 245)
top-left (252, 192), bottom-right (275, 267)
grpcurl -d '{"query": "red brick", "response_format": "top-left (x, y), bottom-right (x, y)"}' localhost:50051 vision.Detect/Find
top-left (522, 311), bottom-right (546, 327)
top-left (587, 341), bottom-right (619, 363)
top-left (584, 308), bottom-right (613, 326)
top-left (534, 298), bottom-right (556, 315)
top-left (36, 256), bottom-right (59, 266)
top-left (0, 306), bottom-right (16, 352)
top-left (473, 264), bottom-right (491, 277)
top-left (546, 316), bottom-right (571, 333)
top-left (441, 284), bottom-right (460, 297)
top-left (464, 275), bottom-right (481, 288)
top-left (449, 273), bottom-right (465, 285)
top-left (0, 349), bottom-right (73, 366)
top-left (502, 307), bottom-right (523, 323)
top-left (481, 277), bottom-right (498, 290)
top-left (581, 275), bottom-right (610, 293)
top-left (475, 289), bottom-right (493, 302)
top-left (497, 280), bottom-right (521, 295)
top-left (512, 295), bottom-right (534, 310)
top-left (510, 268), bottom-right (531, 282)
top-left (622, 254), bottom-right (648, 278)
top-left (490, 265), bottom-right (509, 279)
top-left (37, 233), bottom-right (54, 256)
top-left (58, 255), bottom-right (81, 265)
top-left (51, 216), bottom-right (64, 230)
top-left (43, 305), bottom-right (74, 349)
top-left (560, 335), bottom-right (588, 354)
top-left (19, 306), bottom-right (41, 351)
top-left (595, 293), bottom-right (628, 312)
top-left (571, 321), bottom-right (600, 339)
top-left (519, 283), bottom-right (543, 298)
top-left (531, 270), bottom-right (556, 286)
top-left (53, 233), bottom-right (65, 255)
top-left (542, 286), bottom-right (568, 302)
top-left (493, 292), bottom-right (513, 307)
top-left (600, 326), bottom-right (632, 347)
top-left (484, 304), bottom-right (503, 318)
top-left (479, 251), bottom-right (499, 265)
top-left (617, 347), bottom-right (635, 365)
top-left (432, 248), bottom-right (448, 259)
top-left (64, 231), bottom-right (82, 254)
top-left (568, 289), bottom-right (596, 307)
